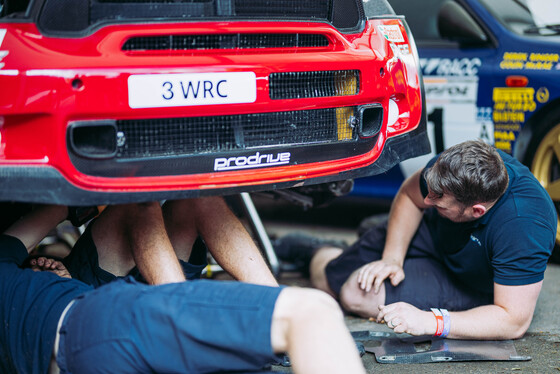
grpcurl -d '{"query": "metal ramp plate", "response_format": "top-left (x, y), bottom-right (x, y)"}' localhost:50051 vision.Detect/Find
top-left (351, 331), bottom-right (532, 364)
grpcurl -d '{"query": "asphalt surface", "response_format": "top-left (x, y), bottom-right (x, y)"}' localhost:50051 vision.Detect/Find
top-left (254, 195), bottom-right (560, 374)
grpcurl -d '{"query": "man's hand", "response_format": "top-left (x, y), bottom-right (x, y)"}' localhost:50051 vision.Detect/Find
top-left (356, 259), bottom-right (405, 293)
top-left (377, 302), bottom-right (436, 336)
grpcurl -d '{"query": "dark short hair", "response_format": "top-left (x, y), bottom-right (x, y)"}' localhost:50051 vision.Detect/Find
top-left (423, 140), bottom-right (509, 206)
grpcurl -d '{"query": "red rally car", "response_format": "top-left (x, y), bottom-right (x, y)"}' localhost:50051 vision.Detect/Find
top-left (0, 0), bottom-right (429, 205)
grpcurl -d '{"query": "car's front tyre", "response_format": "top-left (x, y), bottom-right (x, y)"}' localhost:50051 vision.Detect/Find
top-left (528, 108), bottom-right (560, 262)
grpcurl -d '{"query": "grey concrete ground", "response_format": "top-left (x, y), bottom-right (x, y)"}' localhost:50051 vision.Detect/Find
top-left (256, 196), bottom-right (560, 373)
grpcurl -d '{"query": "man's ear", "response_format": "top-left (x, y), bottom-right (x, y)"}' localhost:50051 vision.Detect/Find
top-left (472, 204), bottom-right (487, 218)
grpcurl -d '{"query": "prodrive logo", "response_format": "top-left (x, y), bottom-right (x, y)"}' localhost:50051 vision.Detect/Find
top-left (214, 151), bottom-right (291, 171)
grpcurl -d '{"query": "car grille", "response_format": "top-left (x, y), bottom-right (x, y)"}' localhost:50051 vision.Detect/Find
top-left (233, 0), bottom-right (329, 18)
top-left (122, 33), bottom-right (330, 51)
top-left (39, 0), bottom-right (364, 35)
top-left (97, 0), bottom-right (331, 19)
top-left (269, 70), bottom-right (359, 99)
top-left (115, 107), bottom-right (357, 159)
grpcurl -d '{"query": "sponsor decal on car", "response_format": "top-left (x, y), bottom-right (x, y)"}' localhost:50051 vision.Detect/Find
top-left (500, 52), bottom-right (560, 71)
top-left (536, 87), bottom-right (550, 104)
top-left (424, 76), bottom-right (478, 103)
top-left (420, 58), bottom-right (481, 76)
top-left (492, 87), bottom-right (539, 152)
top-left (493, 87), bottom-right (536, 123)
top-left (389, 42), bottom-right (410, 56)
top-left (214, 151), bottom-right (291, 171)
top-left (377, 25), bottom-right (405, 43)
top-left (0, 29), bottom-right (8, 69)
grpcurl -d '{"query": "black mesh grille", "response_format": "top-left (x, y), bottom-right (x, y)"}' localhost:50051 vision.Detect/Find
top-left (270, 70), bottom-right (359, 99)
top-left (331, 0), bottom-right (361, 29)
top-left (97, 0), bottom-right (208, 2)
top-left (116, 107), bottom-right (357, 159)
top-left (39, 0), bottom-right (365, 35)
top-left (122, 33), bottom-right (329, 51)
top-left (234, 0), bottom-right (329, 18)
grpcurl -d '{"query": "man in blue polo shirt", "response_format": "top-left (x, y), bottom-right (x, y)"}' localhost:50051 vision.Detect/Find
top-left (0, 205), bottom-right (366, 374)
top-left (276, 140), bottom-right (556, 339)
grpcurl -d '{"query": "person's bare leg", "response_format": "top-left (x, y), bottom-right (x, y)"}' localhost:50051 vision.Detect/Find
top-left (271, 288), bottom-right (366, 374)
top-left (339, 269), bottom-right (386, 318)
top-left (92, 202), bottom-right (186, 284)
top-left (90, 205), bottom-right (137, 277)
top-left (161, 199), bottom-right (198, 262)
top-left (309, 247), bottom-right (343, 297)
top-left (164, 197), bottom-right (278, 286)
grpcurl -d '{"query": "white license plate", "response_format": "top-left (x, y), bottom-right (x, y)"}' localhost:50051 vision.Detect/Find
top-left (128, 72), bottom-right (257, 109)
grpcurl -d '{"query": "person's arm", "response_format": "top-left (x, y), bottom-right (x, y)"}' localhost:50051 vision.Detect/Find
top-left (448, 281), bottom-right (542, 339)
top-left (356, 169), bottom-right (428, 293)
top-left (378, 281), bottom-right (542, 339)
top-left (3, 205), bottom-right (68, 253)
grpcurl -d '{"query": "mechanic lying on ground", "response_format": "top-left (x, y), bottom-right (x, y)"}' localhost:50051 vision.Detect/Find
top-left (62, 197), bottom-right (278, 287)
top-left (276, 140), bottom-right (557, 340)
top-left (0, 204), bottom-right (366, 374)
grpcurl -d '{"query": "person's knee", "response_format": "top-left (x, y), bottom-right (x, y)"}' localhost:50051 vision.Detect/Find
top-left (187, 196), bottom-right (233, 224)
top-left (271, 288), bottom-right (343, 352)
top-left (297, 288), bottom-right (341, 319)
top-left (339, 283), bottom-right (363, 314)
top-left (164, 198), bottom-right (195, 213)
top-left (339, 281), bottom-right (383, 318)
top-left (278, 287), bottom-right (341, 321)
top-left (192, 196), bottom-right (226, 211)
top-left (162, 199), bottom-right (196, 230)
top-left (102, 202), bottom-right (161, 226)
top-left (309, 248), bottom-right (343, 295)
top-left (131, 201), bottom-right (161, 214)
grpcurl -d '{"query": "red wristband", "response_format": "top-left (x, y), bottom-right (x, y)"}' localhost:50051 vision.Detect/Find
top-left (431, 308), bottom-right (444, 337)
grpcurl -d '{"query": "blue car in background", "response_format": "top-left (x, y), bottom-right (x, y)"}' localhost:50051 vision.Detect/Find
top-left (353, 0), bottom-right (560, 249)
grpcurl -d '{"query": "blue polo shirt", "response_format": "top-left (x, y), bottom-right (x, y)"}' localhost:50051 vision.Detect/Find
top-left (0, 235), bottom-right (92, 374)
top-left (420, 150), bottom-right (557, 295)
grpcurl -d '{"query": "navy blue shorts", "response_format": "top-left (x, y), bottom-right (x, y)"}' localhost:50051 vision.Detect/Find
top-left (57, 277), bottom-right (283, 373)
top-left (325, 217), bottom-right (492, 311)
top-left (63, 223), bottom-right (207, 288)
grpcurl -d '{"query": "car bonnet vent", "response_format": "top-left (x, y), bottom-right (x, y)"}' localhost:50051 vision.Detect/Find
top-left (122, 33), bottom-right (329, 51)
top-left (234, 0), bottom-right (329, 18)
top-left (38, 0), bottom-right (364, 35)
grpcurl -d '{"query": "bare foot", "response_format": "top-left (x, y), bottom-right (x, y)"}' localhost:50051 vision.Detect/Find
top-left (29, 256), bottom-right (72, 279)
